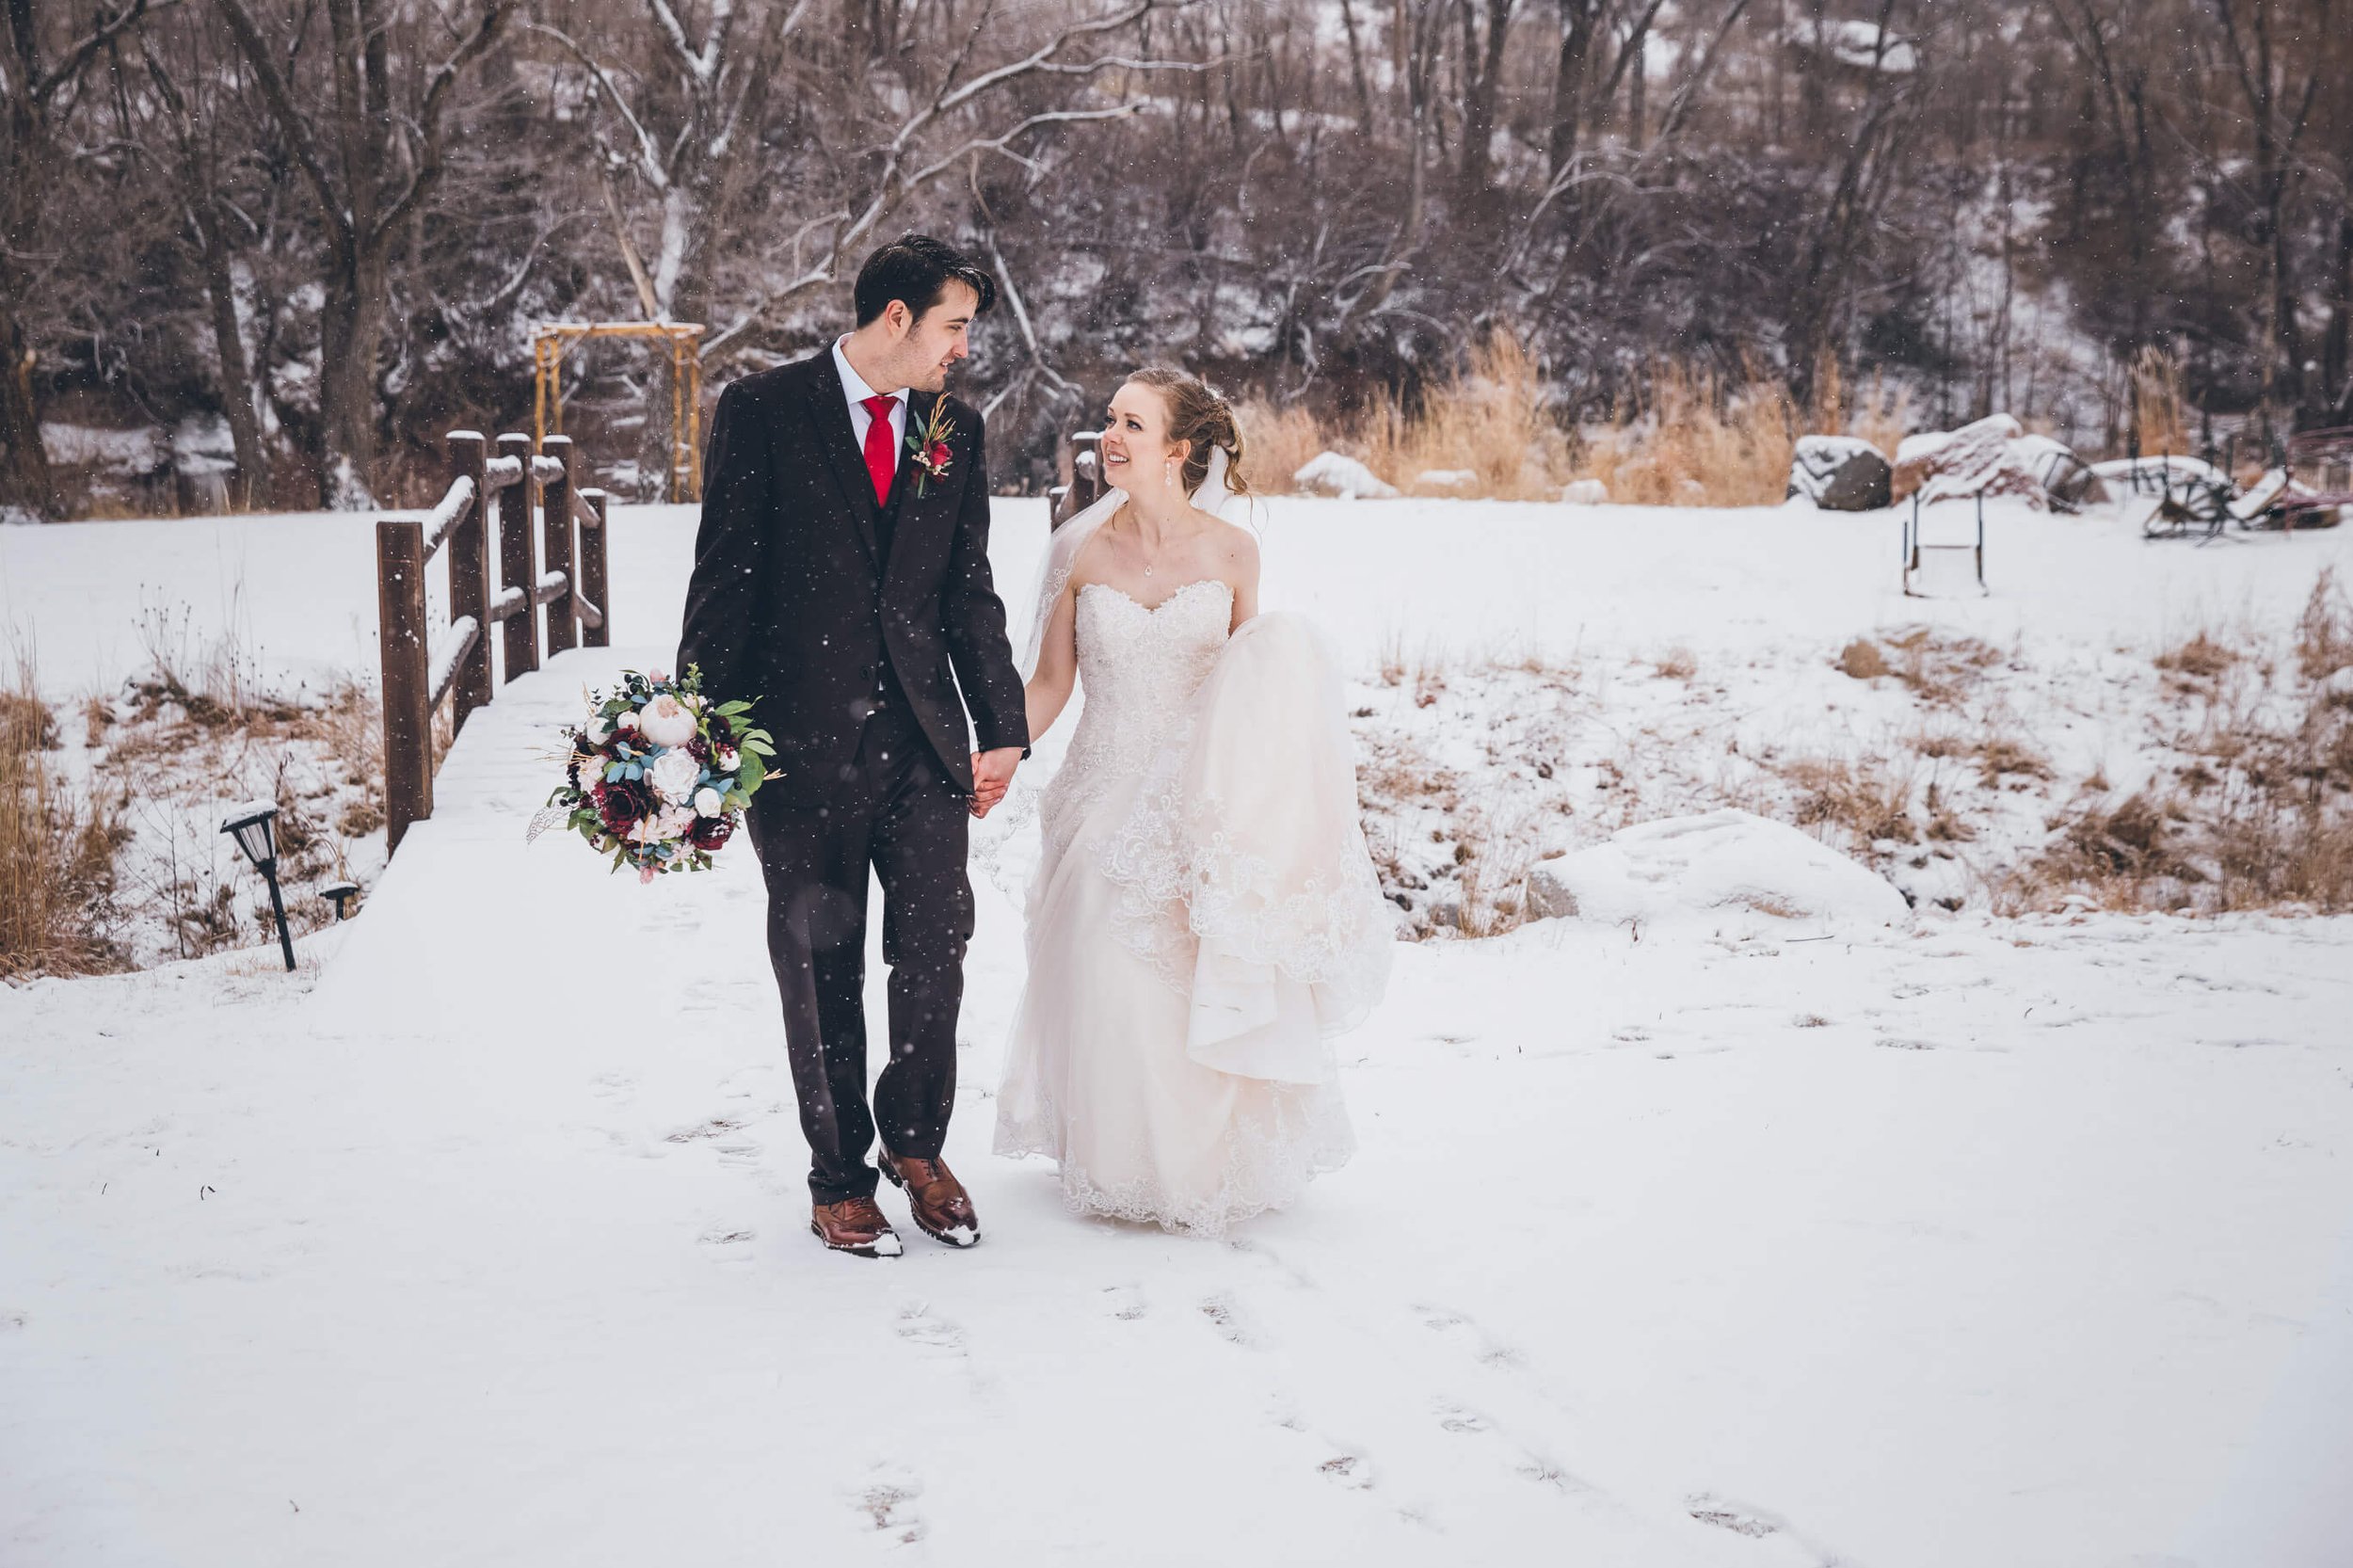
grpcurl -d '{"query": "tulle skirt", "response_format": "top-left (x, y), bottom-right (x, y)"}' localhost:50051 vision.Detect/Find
top-left (992, 614), bottom-right (1392, 1234)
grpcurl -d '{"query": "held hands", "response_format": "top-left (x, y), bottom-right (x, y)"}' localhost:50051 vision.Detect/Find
top-left (969, 746), bottom-right (1023, 818)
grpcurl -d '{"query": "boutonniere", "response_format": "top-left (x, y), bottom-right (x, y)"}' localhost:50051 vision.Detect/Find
top-left (906, 399), bottom-right (956, 498)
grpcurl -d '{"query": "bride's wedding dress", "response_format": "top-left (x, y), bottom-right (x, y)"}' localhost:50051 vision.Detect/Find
top-left (992, 512), bottom-right (1393, 1234)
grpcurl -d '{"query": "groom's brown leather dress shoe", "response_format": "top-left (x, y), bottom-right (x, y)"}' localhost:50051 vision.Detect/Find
top-left (810, 1195), bottom-right (904, 1258)
top-left (879, 1151), bottom-right (981, 1247)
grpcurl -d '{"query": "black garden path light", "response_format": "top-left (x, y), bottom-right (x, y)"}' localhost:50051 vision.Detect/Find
top-left (220, 800), bottom-right (296, 972)
top-left (320, 881), bottom-right (359, 921)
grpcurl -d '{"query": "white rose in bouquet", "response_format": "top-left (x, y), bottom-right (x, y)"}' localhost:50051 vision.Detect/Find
top-left (714, 744), bottom-right (739, 772)
top-left (648, 748), bottom-right (703, 803)
top-left (639, 695), bottom-right (698, 748)
top-left (693, 785), bottom-right (724, 818)
top-left (659, 804), bottom-right (696, 839)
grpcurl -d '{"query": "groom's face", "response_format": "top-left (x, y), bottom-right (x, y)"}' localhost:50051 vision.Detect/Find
top-left (887, 280), bottom-right (982, 394)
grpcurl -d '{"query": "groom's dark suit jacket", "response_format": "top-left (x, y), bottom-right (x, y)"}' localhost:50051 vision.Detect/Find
top-left (677, 350), bottom-right (1029, 800)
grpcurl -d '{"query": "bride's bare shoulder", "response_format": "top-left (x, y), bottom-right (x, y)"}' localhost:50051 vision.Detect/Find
top-left (1195, 514), bottom-right (1259, 574)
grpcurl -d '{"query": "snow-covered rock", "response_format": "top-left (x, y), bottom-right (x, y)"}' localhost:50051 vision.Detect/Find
top-left (1525, 860), bottom-right (1580, 920)
top-left (1531, 808), bottom-right (1911, 931)
top-left (1895, 413), bottom-right (2047, 510)
top-left (1293, 452), bottom-right (1398, 499)
top-left (1787, 435), bottom-right (1893, 511)
top-left (1561, 478), bottom-right (1609, 504)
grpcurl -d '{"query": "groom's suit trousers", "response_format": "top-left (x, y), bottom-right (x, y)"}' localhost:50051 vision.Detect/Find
top-left (744, 690), bottom-right (974, 1206)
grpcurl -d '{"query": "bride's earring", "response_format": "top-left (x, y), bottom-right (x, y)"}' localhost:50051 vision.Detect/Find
top-left (1163, 456), bottom-right (1176, 488)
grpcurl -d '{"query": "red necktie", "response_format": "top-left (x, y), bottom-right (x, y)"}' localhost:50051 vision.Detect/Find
top-left (859, 393), bottom-right (899, 505)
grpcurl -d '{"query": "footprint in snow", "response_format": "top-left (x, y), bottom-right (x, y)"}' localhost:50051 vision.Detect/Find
top-left (1686, 1494), bottom-right (1839, 1560)
top-left (1101, 1284), bottom-right (1147, 1320)
top-left (664, 1114), bottom-right (748, 1144)
top-left (1433, 1400), bottom-right (1491, 1434)
top-left (1318, 1453), bottom-right (1375, 1490)
top-left (1414, 1303), bottom-right (1525, 1370)
top-left (849, 1463), bottom-right (925, 1544)
top-left (1199, 1291), bottom-right (1253, 1346)
top-left (895, 1301), bottom-right (967, 1356)
top-left (1225, 1234), bottom-right (1317, 1288)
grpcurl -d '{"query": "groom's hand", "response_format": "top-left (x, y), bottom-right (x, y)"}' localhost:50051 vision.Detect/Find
top-left (969, 746), bottom-right (1021, 818)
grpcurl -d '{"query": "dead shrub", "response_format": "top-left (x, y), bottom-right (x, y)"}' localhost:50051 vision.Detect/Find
top-left (1571, 360), bottom-right (1796, 508)
top-left (2155, 632), bottom-right (2239, 680)
top-left (1881, 628), bottom-right (2000, 704)
top-left (0, 663), bottom-right (127, 977)
top-left (1782, 755), bottom-right (1917, 846)
top-left (2130, 347), bottom-right (2190, 461)
top-left (2297, 568), bottom-right (2352, 683)
top-left (1653, 646), bottom-right (1698, 680)
top-left (1976, 735), bottom-right (2054, 787)
top-left (1361, 329), bottom-right (1575, 501)
top-left (1838, 639), bottom-right (1888, 680)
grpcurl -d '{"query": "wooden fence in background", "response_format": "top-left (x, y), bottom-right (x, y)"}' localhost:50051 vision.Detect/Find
top-left (376, 430), bottom-right (609, 854)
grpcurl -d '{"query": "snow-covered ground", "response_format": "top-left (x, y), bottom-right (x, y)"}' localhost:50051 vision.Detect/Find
top-left (4, 495), bottom-right (2351, 1564)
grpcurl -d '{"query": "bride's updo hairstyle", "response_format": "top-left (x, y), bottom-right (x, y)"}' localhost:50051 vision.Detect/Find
top-left (1125, 366), bottom-right (1253, 500)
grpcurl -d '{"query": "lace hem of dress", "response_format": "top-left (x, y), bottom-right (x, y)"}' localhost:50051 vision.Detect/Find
top-left (993, 1084), bottom-right (1356, 1236)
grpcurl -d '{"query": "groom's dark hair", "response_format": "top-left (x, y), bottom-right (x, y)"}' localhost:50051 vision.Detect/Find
top-left (854, 234), bottom-right (999, 327)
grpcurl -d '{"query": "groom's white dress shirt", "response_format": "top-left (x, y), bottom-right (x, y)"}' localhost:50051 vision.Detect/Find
top-left (833, 336), bottom-right (908, 480)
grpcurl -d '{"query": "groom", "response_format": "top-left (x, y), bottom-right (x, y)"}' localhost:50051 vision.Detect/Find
top-left (678, 234), bottom-right (1029, 1258)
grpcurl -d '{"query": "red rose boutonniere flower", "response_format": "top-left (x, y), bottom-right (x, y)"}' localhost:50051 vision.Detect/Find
top-left (906, 399), bottom-right (956, 498)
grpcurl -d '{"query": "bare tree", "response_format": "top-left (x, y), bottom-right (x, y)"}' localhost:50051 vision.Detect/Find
top-left (2204, 0), bottom-right (2332, 421)
top-left (211, 0), bottom-right (509, 504)
top-left (2, 0), bottom-right (168, 519)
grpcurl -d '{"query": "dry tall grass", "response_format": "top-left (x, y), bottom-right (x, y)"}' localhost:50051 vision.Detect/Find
top-left (1, 658), bottom-right (125, 977)
top-left (1363, 332), bottom-right (1576, 501)
top-left (2130, 347), bottom-right (2190, 458)
top-left (1571, 362), bottom-right (1797, 507)
top-left (1241, 345), bottom-right (1908, 506)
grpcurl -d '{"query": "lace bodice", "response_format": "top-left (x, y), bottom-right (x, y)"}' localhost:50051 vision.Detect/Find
top-left (1040, 580), bottom-right (1233, 852)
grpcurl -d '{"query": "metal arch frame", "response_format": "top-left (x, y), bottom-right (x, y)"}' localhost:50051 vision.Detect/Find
top-left (531, 322), bottom-right (706, 503)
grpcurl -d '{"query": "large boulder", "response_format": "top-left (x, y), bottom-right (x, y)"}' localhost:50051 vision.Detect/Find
top-left (1526, 808), bottom-right (1911, 933)
top-left (1787, 435), bottom-right (1893, 511)
top-left (1894, 413), bottom-right (2047, 509)
top-left (1293, 451), bottom-right (1399, 499)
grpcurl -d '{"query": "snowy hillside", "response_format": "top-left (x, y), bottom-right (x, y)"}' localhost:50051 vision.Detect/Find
top-left (3, 493), bottom-right (2350, 1565)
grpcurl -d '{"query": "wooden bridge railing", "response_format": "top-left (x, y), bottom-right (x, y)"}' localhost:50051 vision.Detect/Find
top-left (376, 429), bottom-right (610, 854)
top-left (1048, 430), bottom-right (1106, 528)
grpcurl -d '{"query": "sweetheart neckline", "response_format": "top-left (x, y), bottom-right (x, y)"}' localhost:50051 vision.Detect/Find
top-left (1077, 578), bottom-right (1233, 616)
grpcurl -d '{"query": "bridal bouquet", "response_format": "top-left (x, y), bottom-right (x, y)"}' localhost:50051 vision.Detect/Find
top-left (534, 665), bottom-right (773, 881)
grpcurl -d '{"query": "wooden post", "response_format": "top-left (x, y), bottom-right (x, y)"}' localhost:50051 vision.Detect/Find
top-left (376, 517), bottom-right (433, 854)
top-left (497, 432), bottom-right (539, 680)
top-left (1070, 431), bottom-right (1104, 512)
top-left (541, 433), bottom-right (578, 657)
top-left (578, 488), bottom-right (612, 649)
top-left (445, 431), bottom-right (493, 728)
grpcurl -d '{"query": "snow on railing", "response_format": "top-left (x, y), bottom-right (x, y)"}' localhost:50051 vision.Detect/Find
top-left (427, 616), bottom-right (480, 709)
top-left (376, 430), bottom-right (611, 855)
top-left (422, 474), bottom-right (476, 556)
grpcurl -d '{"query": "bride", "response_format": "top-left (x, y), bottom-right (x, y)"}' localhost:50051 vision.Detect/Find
top-left (986, 367), bottom-right (1393, 1234)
